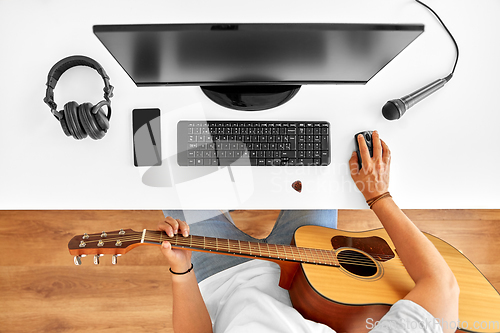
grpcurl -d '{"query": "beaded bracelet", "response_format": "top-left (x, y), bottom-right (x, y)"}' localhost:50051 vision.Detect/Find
top-left (169, 263), bottom-right (194, 275)
top-left (366, 192), bottom-right (391, 209)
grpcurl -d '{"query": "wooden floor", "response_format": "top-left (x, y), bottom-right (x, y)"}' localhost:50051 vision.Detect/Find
top-left (0, 210), bottom-right (499, 332)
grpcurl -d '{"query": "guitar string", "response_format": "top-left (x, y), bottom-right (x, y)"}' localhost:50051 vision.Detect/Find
top-left (76, 233), bottom-right (400, 262)
top-left (74, 234), bottom-right (406, 268)
top-left (148, 231), bottom-right (403, 260)
top-left (74, 233), bottom-right (404, 266)
top-left (75, 233), bottom-right (403, 265)
top-left (76, 232), bottom-right (404, 260)
top-left (75, 245), bottom-right (404, 269)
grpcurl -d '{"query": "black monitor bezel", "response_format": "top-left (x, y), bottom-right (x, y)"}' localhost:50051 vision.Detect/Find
top-left (93, 23), bottom-right (424, 87)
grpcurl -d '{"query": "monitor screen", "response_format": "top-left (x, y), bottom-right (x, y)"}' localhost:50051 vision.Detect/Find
top-left (93, 23), bottom-right (423, 86)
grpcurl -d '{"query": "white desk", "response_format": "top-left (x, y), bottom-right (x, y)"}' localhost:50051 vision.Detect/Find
top-left (1, 0), bottom-right (499, 209)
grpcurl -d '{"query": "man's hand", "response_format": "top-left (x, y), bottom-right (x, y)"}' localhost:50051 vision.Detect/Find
top-left (349, 130), bottom-right (391, 201)
top-left (158, 217), bottom-right (192, 273)
top-left (158, 217), bottom-right (213, 333)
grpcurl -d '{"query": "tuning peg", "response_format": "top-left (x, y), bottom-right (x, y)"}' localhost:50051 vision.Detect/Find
top-left (112, 254), bottom-right (120, 265)
top-left (94, 254), bottom-right (102, 265)
top-left (74, 256), bottom-right (82, 265)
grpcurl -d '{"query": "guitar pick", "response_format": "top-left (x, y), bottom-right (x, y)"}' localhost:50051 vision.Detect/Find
top-left (292, 180), bottom-right (302, 193)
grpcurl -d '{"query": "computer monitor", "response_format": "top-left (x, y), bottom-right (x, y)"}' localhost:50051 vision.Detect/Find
top-left (94, 23), bottom-right (424, 111)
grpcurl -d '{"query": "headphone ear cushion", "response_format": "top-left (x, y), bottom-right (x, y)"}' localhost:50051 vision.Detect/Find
top-left (64, 101), bottom-right (87, 140)
top-left (59, 111), bottom-right (72, 137)
top-left (95, 108), bottom-right (110, 132)
top-left (79, 103), bottom-right (105, 140)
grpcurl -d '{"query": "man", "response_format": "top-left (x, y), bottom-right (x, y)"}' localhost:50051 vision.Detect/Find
top-left (158, 131), bottom-right (459, 332)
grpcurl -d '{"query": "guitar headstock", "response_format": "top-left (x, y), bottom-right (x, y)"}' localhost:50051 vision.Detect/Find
top-left (68, 229), bottom-right (143, 266)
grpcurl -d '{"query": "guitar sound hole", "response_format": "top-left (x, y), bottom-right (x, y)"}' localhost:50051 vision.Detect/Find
top-left (337, 249), bottom-right (377, 277)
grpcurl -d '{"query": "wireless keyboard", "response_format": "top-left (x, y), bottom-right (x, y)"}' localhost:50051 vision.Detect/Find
top-left (177, 121), bottom-right (330, 166)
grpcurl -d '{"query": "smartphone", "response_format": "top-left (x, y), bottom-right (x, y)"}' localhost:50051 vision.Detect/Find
top-left (132, 108), bottom-right (162, 167)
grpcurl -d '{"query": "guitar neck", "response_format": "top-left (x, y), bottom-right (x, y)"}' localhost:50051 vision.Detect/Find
top-left (144, 230), bottom-right (339, 267)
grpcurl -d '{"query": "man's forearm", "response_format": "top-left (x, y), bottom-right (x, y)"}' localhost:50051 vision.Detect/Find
top-left (171, 272), bottom-right (212, 333)
top-left (371, 197), bottom-right (456, 286)
top-left (371, 197), bottom-right (459, 333)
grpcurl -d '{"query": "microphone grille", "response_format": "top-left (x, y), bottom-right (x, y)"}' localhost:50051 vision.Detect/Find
top-left (382, 99), bottom-right (404, 120)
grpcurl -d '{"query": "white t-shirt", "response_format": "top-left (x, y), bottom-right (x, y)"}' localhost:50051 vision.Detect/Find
top-left (199, 260), bottom-right (443, 333)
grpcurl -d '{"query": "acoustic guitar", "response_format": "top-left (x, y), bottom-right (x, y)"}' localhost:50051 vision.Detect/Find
top-left (68, 226), bottom-right (500, 333)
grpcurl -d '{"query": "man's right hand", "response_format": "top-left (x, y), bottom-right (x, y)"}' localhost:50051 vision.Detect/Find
top-left (349, 130), bottom-right (391, 201)
top-left (158, 217), bottom-right (192, 274)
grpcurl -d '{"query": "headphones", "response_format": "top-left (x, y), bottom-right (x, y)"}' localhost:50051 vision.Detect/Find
top-left (43, 55), bottom-right (114, 140)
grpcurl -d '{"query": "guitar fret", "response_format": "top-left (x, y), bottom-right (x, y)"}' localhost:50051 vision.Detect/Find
top-left (321, 250), bottom-right (332, 265)
top-left (302, 247), bottom-right (311, 263)
top-left (297, 247), bottom-right (307, 262)
top-left (283, 245), bottom-right (291, 260)
top-left (281, 245), bottom-right (288, 259)
top-left (279, 245), bottom-right (287, 259)
top-left (304, 248), bottom-right (312, 263)
top-left (303, 248), bottom-right (310, 263)
top-left (313, 248), bottom-right (322, 264)
top-left (315, 249), bottom-right (325, 264)
top-left (327, 249), bottom-right (337, 266)
top-left (320, 249), bottom-right (328, 264)
top-left (306, 248), bottom-right (314, 263)
top-left (291, 246), bottom-right (300, 261)
top-left (310, 248), bottom-right (318, 264)
top-left (314, 248), bottom-right (321, 264)
top-left (291, 246), bottom-right (298, 261)
top-left (249, 242), bottom-right (259, 256)
top-left (240, 241), bottom-right (250, 255)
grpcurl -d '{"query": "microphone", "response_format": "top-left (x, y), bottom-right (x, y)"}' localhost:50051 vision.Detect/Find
top-left (382, 0), bottom-right (460, 121)
top-left (382, 75), bottom-right (451, 120)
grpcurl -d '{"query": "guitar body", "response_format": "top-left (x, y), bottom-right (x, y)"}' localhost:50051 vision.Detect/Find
top-left (288, 226), bottom-right (500, 333)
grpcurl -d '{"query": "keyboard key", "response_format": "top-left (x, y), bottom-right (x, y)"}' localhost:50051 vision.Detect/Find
top-left (322, 135), bottom-right (329, 150)
top-left (281, 151), bottom-right (296, 158)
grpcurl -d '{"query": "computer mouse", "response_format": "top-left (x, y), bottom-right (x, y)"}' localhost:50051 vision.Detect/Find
top-left (354, 131), bottom-right (373, 170)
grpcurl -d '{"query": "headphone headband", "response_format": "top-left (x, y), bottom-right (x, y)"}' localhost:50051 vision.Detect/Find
top-left (43, 55), bottom-right (114, 120)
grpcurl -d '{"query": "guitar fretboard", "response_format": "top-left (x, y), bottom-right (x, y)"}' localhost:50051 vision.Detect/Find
top-left (145, 230), bottom-right (339, 266)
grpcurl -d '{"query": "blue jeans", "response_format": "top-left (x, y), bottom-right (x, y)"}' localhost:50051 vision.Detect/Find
top-left (162, 210), bottom-right (338, 283)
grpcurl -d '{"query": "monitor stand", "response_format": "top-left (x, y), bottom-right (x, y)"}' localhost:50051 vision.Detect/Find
top-left (201, 85), bottom-right (301, 111)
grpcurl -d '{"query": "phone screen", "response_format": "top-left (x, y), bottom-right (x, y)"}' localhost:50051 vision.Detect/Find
top-left (132, 108), bottom-right (161, 166)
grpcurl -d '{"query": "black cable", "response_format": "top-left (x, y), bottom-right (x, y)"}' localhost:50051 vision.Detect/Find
top-left (415, 0), bottom-right (460, 81)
